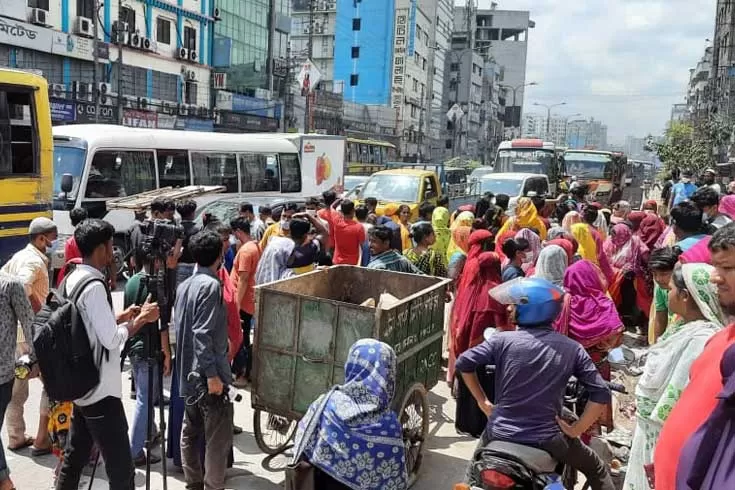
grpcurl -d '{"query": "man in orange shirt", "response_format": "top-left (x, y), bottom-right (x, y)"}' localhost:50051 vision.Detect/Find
top-left (318, 191), bottom-right (338, 257)
top-left (654, 223), bottom-right (735, 490)
top-left (332, 200), bottom-right (366, 266)
top-left (229, 217), bottom-right (261, 387)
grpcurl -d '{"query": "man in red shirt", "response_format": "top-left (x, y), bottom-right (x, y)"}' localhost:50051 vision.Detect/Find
top-left (229, 217), bottom-right (261, 386)
top-left (317, 190), bottom-right (338, 253)
top-left (654, 223), bottom-right (735, 490)
top-left (64, 207), bottom-right (88, 262)
top-left (332, 200), bottom-right (366, 266)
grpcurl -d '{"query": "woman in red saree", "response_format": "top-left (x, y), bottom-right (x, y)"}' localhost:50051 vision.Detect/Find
top-left (604, 223), bottom-right (652, 328)
top-left (447, 230), bottom-right (509, 386)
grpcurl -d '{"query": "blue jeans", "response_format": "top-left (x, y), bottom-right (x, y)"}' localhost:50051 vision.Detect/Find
top-left (130, 359), bottom-right (159, 457)
top-left (0, 380), bottom-right (13, 481)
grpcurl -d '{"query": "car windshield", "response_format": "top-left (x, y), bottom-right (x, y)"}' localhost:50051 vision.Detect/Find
top-left (496, 149), bottom-right (553, 175)
top-left (53, 145), bottom-right (85, 209)
top-left (361, 174), bottom-right (420, 203)
top-left (480, 178), bottom-right (524, 196)
top-left (469, 168), bottom-right (493, 180)
top-left (194, 201), bottom-right (240, 225)
top-left (344, 176), bottom-right (368, 192)
top-left (564, 153), bottom-right (612, 180)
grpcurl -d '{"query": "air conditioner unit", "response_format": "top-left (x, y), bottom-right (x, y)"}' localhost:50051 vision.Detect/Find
top-left (49, 83), bottom-right (66, 99)
top-left (137, 97), bottom-right (151, 111)
top-left (72, 81), bottom-right (93, 102)
top-left (213, 7), bottom-right (221, 20)
top-left (141, 37), bottom-right (152, 51)
top-left (75, 17), bottom-right (93, 38)
top-left (177, 104), bottom-right (189, 116)
top-left (188, 50), bottom-right (198, 63)
top-left (186, 70), bottom-right (196, 81)
top-left (161, 100), bottom-right (175, 115)
top-left (129, 31), bottom-right (142, 48)
top-left (121, 95), bottom-right (135, 108)
top-left (177, 47), bottom-right (189, 60)
top-left (97, 82), bottom-right (114, 105)
top-left (30, 8), bottom-right (48, 26)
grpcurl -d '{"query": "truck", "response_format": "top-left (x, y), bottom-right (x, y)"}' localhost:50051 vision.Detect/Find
top-left (563, 149), bottom-right (626, 204)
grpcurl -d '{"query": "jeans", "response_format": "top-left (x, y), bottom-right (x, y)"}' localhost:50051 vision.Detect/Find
top-left (130, 359), bottom-right (160, 457)
top-left (181, 395), bottom-right (233, 490)
top-left (56, 397), bottom-right (135, 490)
top-left (232, 312), bottom-right (252, 379)
top-left (467, 431), bottom-right (614, 490)
top-left (0, 380), bottom-right (14, 481)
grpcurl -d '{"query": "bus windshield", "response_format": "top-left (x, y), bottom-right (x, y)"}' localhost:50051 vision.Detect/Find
top-left (564, 152), bottom-right (613, 180)
top-left (361, 174), bottom-right (420, 203)
top-left (52, 145), bottom-right (85, 209)
top-left (495, 149), bottom-right (553, 174)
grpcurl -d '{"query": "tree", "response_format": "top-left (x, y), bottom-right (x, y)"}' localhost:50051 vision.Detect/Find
top-left (649, 117), bottom-right (731, 175)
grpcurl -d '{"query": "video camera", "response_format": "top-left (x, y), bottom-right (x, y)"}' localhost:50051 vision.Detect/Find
top-left (139, 219), bottom-right (184, 261)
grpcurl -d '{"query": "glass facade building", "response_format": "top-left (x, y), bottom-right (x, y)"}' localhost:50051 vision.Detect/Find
top-left (215, 0), bottom-right (270, 90)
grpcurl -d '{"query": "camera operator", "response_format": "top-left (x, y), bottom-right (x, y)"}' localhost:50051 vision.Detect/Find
top-left (175, 199), bottom-right (201, 285)
top-left (174, 230), bottom-right (233, 490)
top-left (56, 219), bottom-right (159, 490)
top-left (123, 248), bottom-right (172, 466)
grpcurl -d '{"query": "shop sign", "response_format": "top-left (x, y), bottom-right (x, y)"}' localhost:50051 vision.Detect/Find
top-left (0, 17), bottom-right (53, 51)
top-left (75, 102), bottom-right (117, 123)
top-left (156, 113), bottom-right (177, 129)
top-left (391, 9), bottom-right (408, 109)
top-left (123, 109), bottom-right (157, 128)
top-left (51, 32), bottom-right (108, 62)
top-left (176, 118), bottom-right (214, 132)
top-left (217, 111), bottom-right (278, 132)
top-left (50, 99), bottom-right (76, 122)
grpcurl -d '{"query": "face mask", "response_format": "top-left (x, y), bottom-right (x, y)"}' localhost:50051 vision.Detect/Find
top-left (521, 252), bottom-right (532, 265)
top-left (281, 219), bottom-right (291, 232)
top-left (229, 235), bottom-right (237, 246)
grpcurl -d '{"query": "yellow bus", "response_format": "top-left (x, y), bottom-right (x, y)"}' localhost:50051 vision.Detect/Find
top-left (345, 137), bottom-right (398, 175)
top-left (0, 68), bottom-right (53, 265)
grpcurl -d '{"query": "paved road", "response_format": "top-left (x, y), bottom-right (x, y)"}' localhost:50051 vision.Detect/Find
top-left (6, 290), bottom-right (478, 489)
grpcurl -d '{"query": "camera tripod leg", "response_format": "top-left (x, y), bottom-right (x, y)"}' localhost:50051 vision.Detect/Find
top-left (145, 359), bottom-right (155, 490)
top-left (159, 356), bottom-right (168, 490)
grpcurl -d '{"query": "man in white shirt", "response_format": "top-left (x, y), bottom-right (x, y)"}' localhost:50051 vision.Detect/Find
top-left (703, 168), bottom-right (722, 194)
top-left (0, 217), bottom-right (56, 454)
top-left (55, 219), bottom-right (159, 490)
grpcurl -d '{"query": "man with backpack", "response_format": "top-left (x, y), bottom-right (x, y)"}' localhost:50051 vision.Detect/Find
top-left (54, 219), bottom-right (159, 490)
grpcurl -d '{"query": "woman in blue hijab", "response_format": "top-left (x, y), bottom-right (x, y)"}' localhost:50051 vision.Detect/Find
top-left (293, 339), bottom-right (408, 490)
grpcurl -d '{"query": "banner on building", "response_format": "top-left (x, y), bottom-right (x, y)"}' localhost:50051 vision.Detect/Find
top-left (123, 109), bottom-right (157, 128)
top-left (0, 17), bottom-right (53, 52)
top-left (212, 72), bottom-right (227, 90)
top-left (51, 32), bottom-right (107, 62)
top-left (391, 9), bottom-right (409, 109)
top-left (215, 90), bottom-right (278, 119)
top-left (50, 99), bottom-right (76, 122)
top-left (297, 59), bottom-right (322, 96)
top-left (156, 114), bottom-right (177, 129)
top-left (75, 102), bottom-right (117, 123)
top-left (407, 0), bottom-right (417, 57)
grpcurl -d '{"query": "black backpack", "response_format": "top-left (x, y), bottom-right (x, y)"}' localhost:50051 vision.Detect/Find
top-left (32, 275), bottom-right (109, 402)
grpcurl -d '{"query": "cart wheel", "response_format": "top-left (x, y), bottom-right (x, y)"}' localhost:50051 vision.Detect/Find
top-left (253, 408), bottom-right (298, 455)
top-left (399, 383), bottom-right (429, 487)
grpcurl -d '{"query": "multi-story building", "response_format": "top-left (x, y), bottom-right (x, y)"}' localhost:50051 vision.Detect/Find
top-left (687, 45), bottom-right (712, 123)
top-left (452, 5), bottom-right (533, 139)
top-left (567, 118), bottom-right (608, 149)
top-left (1, 0), bottom-right (215, 129)
top-left (710, 0), bottom-right (735, 121)
top-left (625, 136), bottom-right (648, 159)
top-left (671, 103), bottom-right (689, 123)
top-left (442, 47), bottom-right (484, 159)
top-left (480, 58), bottom-right (505, 164)
top-left (521, 113), bottom-right (569, 146)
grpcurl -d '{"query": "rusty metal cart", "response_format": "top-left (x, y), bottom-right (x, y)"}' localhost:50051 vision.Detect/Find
top-left (251, 265), bottom-right (451, 485)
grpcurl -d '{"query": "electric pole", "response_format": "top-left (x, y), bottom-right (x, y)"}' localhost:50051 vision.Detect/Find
top-left (93, 0), bottom-right (99, 122)
top-left (303, 0), bottom-right (314, 133)
top-left (116, 0), bottom-right (125, 125)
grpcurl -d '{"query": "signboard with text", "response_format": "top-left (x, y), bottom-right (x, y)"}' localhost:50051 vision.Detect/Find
top-left (391, 9), bottom-right (408, 110)
top-left (0, 17), bottom-right (53, 52)
top-left (50, 99), bottom-right (76, 122)
top-left (123, 109), bottom-right (157, 128)
top-left (75, 102), bottom-right (117, 123)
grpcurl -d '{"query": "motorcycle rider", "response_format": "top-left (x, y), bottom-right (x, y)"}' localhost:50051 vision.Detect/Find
top-left (456, 277), bottom-right (614, 490)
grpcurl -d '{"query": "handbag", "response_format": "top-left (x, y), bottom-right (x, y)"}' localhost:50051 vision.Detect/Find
top-left (284, 387), bottom-right (336, 490)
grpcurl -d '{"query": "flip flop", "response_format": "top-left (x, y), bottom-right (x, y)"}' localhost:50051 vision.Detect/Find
top-left (31, 446), bottom-right (52, 456)
top-left (7, 437), bottom-right (33, 451)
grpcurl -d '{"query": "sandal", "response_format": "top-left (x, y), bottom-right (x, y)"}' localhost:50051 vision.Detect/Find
top-left (7, 436), bottom-right (33, 451)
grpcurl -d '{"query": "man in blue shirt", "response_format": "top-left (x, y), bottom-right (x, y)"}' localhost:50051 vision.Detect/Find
top-left (669, 170), bottom-right (697, 209)
top-left (457, 277), bottom-right (614, 490)
top-left (670, 201), bottom-right (708, 252)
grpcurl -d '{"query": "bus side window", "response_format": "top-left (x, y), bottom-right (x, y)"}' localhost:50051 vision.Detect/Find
top-left (191, 152), bottom-right (238, 193)
top-left (0, 88), bottom-right (37, 175)
top-left (86, 150), bottom-right (155, 198)
top-left (240, 153), bottom-right (276, 192)
top-left (157, 150), bottom-right (190, 188)
top-left (279, 153), bottom-right (301, 193)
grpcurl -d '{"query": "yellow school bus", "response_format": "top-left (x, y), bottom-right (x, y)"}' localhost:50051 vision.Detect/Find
top-left (0, 68), bottom-right (53, 265)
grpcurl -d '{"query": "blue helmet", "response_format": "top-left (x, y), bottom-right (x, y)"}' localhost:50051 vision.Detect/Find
top-left (489, 277), bottom-right (564, 326)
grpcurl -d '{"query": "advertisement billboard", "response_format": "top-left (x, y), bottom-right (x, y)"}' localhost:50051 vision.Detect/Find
top-left (299, 136), bottom-right (345, 196)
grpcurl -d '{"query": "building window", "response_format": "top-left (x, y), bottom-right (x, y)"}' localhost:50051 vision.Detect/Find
top-left (0, 88), bottom-right (38, 176)
top-left (450, 62), bottom-right (459, 72)
top-left (184, 26), bottom-right (197, 50)
top-left (352, 18), bottom-right (361, 30)
top-left (413, 79), bottom-right (418, 91)
top-left (185, 81), bottom-right (198, 105)
top-left (156, 17), bottom-right (171, 45)
top-left (351, 46), bottom-right (360, 58)
top-left (120, 5), bottom-right (136, 32)
top-left (28, 0), bottom-right (50, 10)
top-left (422, 58), bottom-right (427, 70)
top-left (350, 74), bottom-right (359, 86)
top-left (77, 0), bottom-right (94, 18)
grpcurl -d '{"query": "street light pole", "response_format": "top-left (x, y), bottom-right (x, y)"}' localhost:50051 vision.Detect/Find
top-left (499, 81), bottom-right (538, 138)
top-left (532, 101), bottom-right (566, 141)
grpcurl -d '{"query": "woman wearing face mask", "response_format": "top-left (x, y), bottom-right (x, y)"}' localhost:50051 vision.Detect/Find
top-left (515, 228), bottom-right (541, 274)
top-left (500, 237), bottom-right (530, 282)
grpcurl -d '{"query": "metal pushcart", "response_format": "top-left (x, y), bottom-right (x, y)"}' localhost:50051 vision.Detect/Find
top-left (251, 265), bottom-right (451, 485)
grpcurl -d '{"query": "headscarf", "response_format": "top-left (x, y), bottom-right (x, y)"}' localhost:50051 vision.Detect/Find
top-left (562, 211), bottom-right (583, 232)
top-left (719, 195), bottom-right (735, 218)
top-left (627, 211), bottom-right (646, 232)
top-left (611, 200), bottom-right (631, 224)
top-left (593, 210), bottom-right (609, 241)
top-left (604, 223), bottom-right (648, 274)
top-left (547, 226), bottom-right (567, 241)
top-left (643, 199), bottom-right (658, 214)
top-left (680, 263), bottom-right (725, 327)
top-left (679, 235), bottom-right (712, 265)
top-left (534, 245), bottom-right (568, 288)
top-left (546, 238), bottom-right (576, 263)
top-left (446, 224), bottom-right (472, 262)
top-left (553, 260), bottom-right (623, 348)
top-left (451, 210), bottom-right (475, 231)
top-left (430, 207), bottom-right (451, 257)
top-left (452, 230), bottom-right (507, 355)
top-left (496, 197), bottom-right (547, 240)
top-left (294, 339), bottom-right (408, 490)
top-left (515, 228), bottom-right (541, 272)
top-left (570, 223), bottom-right (597, 264)
top-left (638, 214), bottom-right (665, 250)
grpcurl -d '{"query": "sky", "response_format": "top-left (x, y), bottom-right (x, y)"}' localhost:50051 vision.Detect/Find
top-left (466, 0), bottom-right (715, 144)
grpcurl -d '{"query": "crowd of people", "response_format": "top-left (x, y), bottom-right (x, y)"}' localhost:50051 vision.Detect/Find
top-left (1, 167), bottom-right (735, 490)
